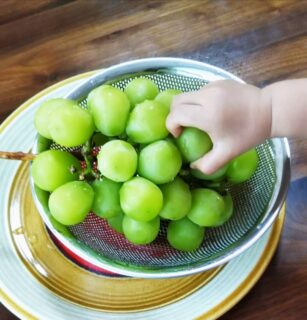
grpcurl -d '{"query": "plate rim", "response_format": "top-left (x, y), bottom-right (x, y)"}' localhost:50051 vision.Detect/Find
top-left (0, 207), bottom-right (285, 320)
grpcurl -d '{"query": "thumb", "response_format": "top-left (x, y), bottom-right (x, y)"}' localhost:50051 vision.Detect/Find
top-left (191, 145), bottom-right (233, 175)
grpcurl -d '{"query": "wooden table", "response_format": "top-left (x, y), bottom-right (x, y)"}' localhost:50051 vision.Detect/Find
top-left (0, 1), bottom-right (306, 319)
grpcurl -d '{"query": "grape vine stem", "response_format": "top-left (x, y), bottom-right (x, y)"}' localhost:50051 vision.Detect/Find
top-left (0, 151), bottom-right (36, 161)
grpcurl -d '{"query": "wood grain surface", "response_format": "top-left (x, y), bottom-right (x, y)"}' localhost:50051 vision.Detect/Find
top-left (0, 0), bottom-right (306, 319)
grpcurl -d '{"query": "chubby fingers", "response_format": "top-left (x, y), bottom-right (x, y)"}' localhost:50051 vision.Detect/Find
top-left (166, 103), bottom-right (209, 137)
top-left (166, 104), bottom-right (202, 137)
top-left (191, 144), bottom-right (233, 175)
top-left (171, 90), bottom-right (205, 106)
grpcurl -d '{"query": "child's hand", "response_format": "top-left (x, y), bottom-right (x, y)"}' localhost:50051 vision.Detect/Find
top-left (166, 80), bottom-right (272, 174)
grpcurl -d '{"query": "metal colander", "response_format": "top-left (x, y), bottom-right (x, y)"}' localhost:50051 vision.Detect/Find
top-left (31, 58), bottom-right (290, 278)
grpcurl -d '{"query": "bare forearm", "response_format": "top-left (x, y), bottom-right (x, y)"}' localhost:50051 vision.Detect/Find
top-left (262, 79), bottom-right (307, 139)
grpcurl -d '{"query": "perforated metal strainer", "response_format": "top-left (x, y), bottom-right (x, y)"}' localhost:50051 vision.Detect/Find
top-left (31, 58), bottom-right (290, 278)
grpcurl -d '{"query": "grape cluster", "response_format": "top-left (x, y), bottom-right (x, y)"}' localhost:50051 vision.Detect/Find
top-left (32, 78), bottom-right (259, 251)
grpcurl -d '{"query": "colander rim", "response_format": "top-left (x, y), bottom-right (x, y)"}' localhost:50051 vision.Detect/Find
top-left (30, 57), bottom-right (291, 278)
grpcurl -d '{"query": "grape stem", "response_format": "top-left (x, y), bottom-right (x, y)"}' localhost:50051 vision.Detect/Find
top-left (0, 151), bottom-right (36, 161)
top-left (80, 140), bottom-right (100, 180)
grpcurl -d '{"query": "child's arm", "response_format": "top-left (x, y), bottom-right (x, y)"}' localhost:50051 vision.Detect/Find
top-left (166, 79), bottom-right (307, 174)
top-left (264, 79), bottom-right (307, 139)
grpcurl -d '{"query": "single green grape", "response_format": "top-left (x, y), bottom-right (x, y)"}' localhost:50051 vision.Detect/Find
top-left (48, 100), bottom-right (95, 147)
top-left (32, 150), bottom-right (81, 192)
top-left (126, 100), bottom-right (169, 144)
top-left (92, 178), bottom-right (123, 219)
top-left (226, 148), bottom-right (259, 184)
top-left (97, 140), bottom-right (137, 182)
top-left (159, 177), bottom-right (191, 220)
top-left (120, 177), bottom-right (163, 222)
top-left (124, 78), bottom-right (159, 106)
top-left (34, 98), bottom-right (74, 139)
top-left (191, 163), bottom-right (229, 181)
top-left (87, 85), bottom-right (131, 136)
top-left (122, 215), bottom-right (160, 245)
top-left (155, 89), bottom-right (182, 112)
top-left (176, 127), bottom-right (212, 162)
top-left (187, 188), bottom-right (225, 227)
top-left (217, 192), bottom-right (234, 226)
top-left (34, 185), bottom-right (72, 237)
top-left (107, 213), bottom-right (124, 234)
top-left (48, 181), bottom-right (94, 225)
top-left (138, 140), bottom-right (182, 184)
top-left (167, 217), bottom-right (204, 251)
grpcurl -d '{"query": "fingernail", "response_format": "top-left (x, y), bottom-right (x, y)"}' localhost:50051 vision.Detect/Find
top-left (190, 162), bottom-right (197, 169)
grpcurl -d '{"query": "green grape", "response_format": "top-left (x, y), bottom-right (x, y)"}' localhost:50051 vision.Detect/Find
top-left (122, 215), bottom-right (160, 245)
top-left (155, 89), bottom-right (182, 112)
top-left (97, 140), bottom-right (137, 182)
top-left (159, 177), bottom-right (191, 220)
top-left (120, 177), bottom-right (163, 222)
top-left (87, 85), bottom-right (131, 136)
top-left (124, 78), bottom-right (159, 106)
top-left (34, 98), bottom-right (73, 139)
top-left (34, 185), bottom-right (73, 238)
top-left (48, 100), bottom-right (95, 147)
top-left (126, 100), bottom-right (169, 144)
top-left (226, 148), bottom-right (259, 183)
top-left (48, 181), bottom-right (94, 225)
top-left (107, 213), bottom-right (124, 234)
top-left (34, 185), bottom-right (73, 237)
top-left (187, 188), bottom-right (225, 227)
top-left (34, 182), bottom-right (73, 238)
top-left (191, 163), bottom-right (229, 181)
top-left (32, 150), bottom-right (81, 192)
top-left (92, 178), bottom-right (123, 219)
top-left (167, 217), bottom-right (204, 251)
top-left (176, 127), bottom-right (212, 162)
top-left (217, 192), bottom-right (234, 226)
top-left (138, 140), bottom-right (182, 184)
